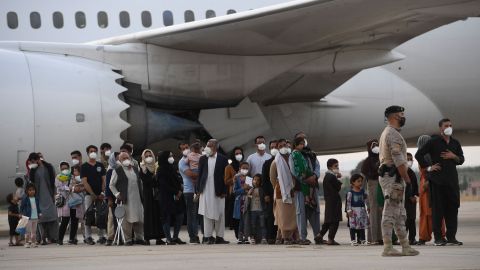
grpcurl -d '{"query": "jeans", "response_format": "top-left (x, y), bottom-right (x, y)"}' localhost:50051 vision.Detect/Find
top-left (163, 213), bottom-right (184, 241)
top-left (250, 211), bottom-right (266, 239)
top-left (295, 190), bottom-right (320, 240)
top-left (184, 193), bottom-right (199, 239)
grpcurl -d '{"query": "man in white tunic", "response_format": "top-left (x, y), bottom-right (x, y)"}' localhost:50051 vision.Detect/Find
top-left (198, 139), bottom-right (229, 244)
top-left (110, 152), bottom-right (145, 245)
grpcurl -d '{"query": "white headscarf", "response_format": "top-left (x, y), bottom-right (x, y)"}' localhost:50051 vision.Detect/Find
top-left (140, 149), bottom-right (156, 174)
top-left (275, 153), bottom-right (295, 204)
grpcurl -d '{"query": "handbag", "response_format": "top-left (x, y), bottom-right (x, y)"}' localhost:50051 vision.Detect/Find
top-left (68, 192), bottom-right (84, 208)
top-left (15, 216), bottom-right (29, 235)
top-left (55, 193), bottom-right (66, 208)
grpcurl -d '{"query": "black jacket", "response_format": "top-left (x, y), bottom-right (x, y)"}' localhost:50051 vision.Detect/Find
top-left (261, 157), bottom-right (275, 198)
top-left (405, 168), bottom-right (419, 199)
top-left (415, 135), bottom-right (464, 187)
top-left (197, 153), bottom-right (228, 197)
top-left (29, 162), bottom-right (55, 197)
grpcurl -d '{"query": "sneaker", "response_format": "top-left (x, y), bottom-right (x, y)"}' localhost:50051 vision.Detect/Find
top-left (68, 239), bottom-right (78, 245)
top-left (189, 237), bottom-right (200, 244)
top-left (409, 240), bottom-right (419, 245)
top-left (156, 239), bottom-right (166, 245)
top-left (261, 239), bottom-right (268, 245)
top-left (275, 239), bottom-right (283, 245)
top-left (361, 240), bottom-right (369, 246)
top-left (447, 239), bottom-right (463, 246)
top-left (105, 240), bottom-right (113, 246)
top-left (434, 239), bottom-right (447, 246)
top-left (57, 240), bottom-right (63, 245)
top-left (250, 239), bottom-right (256, 245)
top-left (97, 237), bottom-right (107, 244)
top-left (24, 242), bottom-right (31, 248)
top-left (85, 237), bottom-right (96, 245)
top-left (417, 240), bottom-right (426, 246)
top-left (298, 239), bottom-right (311, 245)
top-left (351, 240), bottom-right (358, 246)
top-left (165, 240), bottom-right (177, 245)
top-left (215, 237), bottom-right (229, 244)
top-left (327, 240), bottom-right (340, 246)
top-left (31, 242), bottom-right (38, 248)
top-left (207, 237), bottom-right (216, 245)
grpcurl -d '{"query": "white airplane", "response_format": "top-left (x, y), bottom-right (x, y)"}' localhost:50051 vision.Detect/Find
top-left (1, 0), bottom-right (480, 198)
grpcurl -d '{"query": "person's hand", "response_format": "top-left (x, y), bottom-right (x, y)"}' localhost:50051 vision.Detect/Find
top-left (431, 163), bottom-right (442, 172)
top-left (265, 196), bottom-right (271, 203)
top-left (440, 150), bottom-right (456, 160)
top-left (305, 176), bottom-right (317, 186)
top-left (336, 172), bottom-right (342, 179)
top-left (108, 198), bottom-right (113, 208)
top-left (347, 211), bottom-right (353, 218)
top-left (90, 194), bottom-right (97, 201)
top-left (220, 194), bottom-right (226, 198)
top-left (410, 197), bottom-right (418, 204)
top-left (116, 193), bottom-right (123, 202)
top-left (97, 194), bottom-right (105, 201)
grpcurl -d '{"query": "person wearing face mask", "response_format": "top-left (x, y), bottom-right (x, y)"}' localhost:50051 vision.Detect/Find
top-left (81, 145), bottom-right (107, 245)
top-left (100, 143), bottom-right (112, 170)
top-left (415, 118), bottom-right (464, 246)
top-left (361, 139), bottom-right (383, 245)
top-left (104, 152), bottom-right (120, 246)
top-left (55, 162), bottom-right (74, 245)
top-left (378, 105), bottom-right (419, 257)
top-left (70, 150), bottom-right (82, 167)
top-left (269, 139), bottom-right (297, 245)
top-left (110, 152), bottom-right (145, 245)
top-left (224, 146), bottom-right (245, 238)
top-left (233, 162), bottom-right (252, 244)
top-left (120, 144), bottom-right (140, 170)
top-left (197, 139), bottom-right (229, 244)
top-left (404, 153), bottom-right (419, 245)
top-left (246, 135), bottom-right (272, 176)
top-left (139, 149), bottom-right (165, 245)
top-left (178, 142), bottom-right (202, 244)
top-left (261, 140), bottom-right (278, 244)
top-left (68, 166), bottom-right (85, 245)
top-left (156, 151), bottom-right (186, 245)
top-left (27, 152), bottom-right (58, 245)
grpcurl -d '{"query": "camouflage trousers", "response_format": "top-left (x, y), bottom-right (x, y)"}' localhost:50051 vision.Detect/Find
top-left (379, 174), bottom-right (407, 241)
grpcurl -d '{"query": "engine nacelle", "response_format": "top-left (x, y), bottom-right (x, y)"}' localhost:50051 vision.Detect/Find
top-left (0, 47), bottom-right (129, 195)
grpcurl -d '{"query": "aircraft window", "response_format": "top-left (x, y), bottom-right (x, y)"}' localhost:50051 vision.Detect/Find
top-left (163, 10), bottom-right (173, 26)
top-left (141, 11), bottom-right (152, 27)
top-left (52, 12), bottom-right (64, 29)
top-left (30, 12), bottom-right (41, 29)
top-left (119, 11), bottom-right (130, 28)
top-left (7, 12), bottom-right (18, 29)
top-left (184, 10), bottom-right (195, 23)
top-left (75, 11), bottom-right (86, 28)
top-left (227, 9), bottom-right (236, 14)
top-left (206, 10), bottom-right (216, 18)
top-left (97, 11), bottom-right (108, 28)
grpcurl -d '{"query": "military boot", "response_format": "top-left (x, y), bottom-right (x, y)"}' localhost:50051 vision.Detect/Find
top-left (382, 238), bottom-right (402, 257)
top-left (400, 239), bottom-right (420, 256)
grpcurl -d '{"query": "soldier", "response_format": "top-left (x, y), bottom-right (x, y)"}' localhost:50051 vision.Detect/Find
top-left (378, 105), bottom-right (419, 257)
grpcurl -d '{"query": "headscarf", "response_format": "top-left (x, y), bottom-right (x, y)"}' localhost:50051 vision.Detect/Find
top-left (417, 135), bottom-right (432, 165)
top-left (57, 161), bottom-right (70, 182)
top-left (140, 149), bottom-right (157, 174)
top-left (156, 151), bottom-right (181, 193)
top-left (361, 139), bottom-right (380, 180)
top-left (275, 153), bottom-right (294, 204)
top-left (229, 146), bottom-right (244, 172)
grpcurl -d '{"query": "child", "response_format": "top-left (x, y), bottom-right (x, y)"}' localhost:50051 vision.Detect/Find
top-left (291, 137), bottom-right (316, 209)
top-left (14, 177), bottom-right (25, 200)
top-left (70, 166), bottom-right (86, 245)
top-left (7, 193), bottom-right (22, 246)
top-left (56, 162), bottom-right (72, 245)
top-left (315, 158), bottom-right (342, 245)
top-left (247, 174), bottom-right (267, 244)
top-left (187, 142), bottom-right (202, 174)
top-left (20, 183), bottom-right (41, 248)
top-left (233, 162), bottom-right (251, 244)
top-left (346, 174), bottom-right (369, 246)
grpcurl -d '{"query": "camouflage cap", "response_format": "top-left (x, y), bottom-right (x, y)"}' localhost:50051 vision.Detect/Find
top-left (384, 105), bottom-right (405, 117)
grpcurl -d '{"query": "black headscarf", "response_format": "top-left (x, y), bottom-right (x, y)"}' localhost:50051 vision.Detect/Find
top-left (229, 146), bottom-right (244, 172)
top-left (361, 139), bottom-right (380, 180)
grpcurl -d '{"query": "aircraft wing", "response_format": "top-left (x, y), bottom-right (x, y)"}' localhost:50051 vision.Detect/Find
top-left (91, 0), bottom-right (480, 56)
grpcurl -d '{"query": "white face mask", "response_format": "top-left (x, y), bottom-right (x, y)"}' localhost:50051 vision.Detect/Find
top-left (89, 152), bottom-right (97, 160)
top-left (61, 169), bottom-right (70, 175)
top-left (182, 149), bottom-right (190, 157)
top-left (279, 147), bottom-right (289, 155)
top-left (168, 157), bottom-right (175, 164)
top-left (257, 143), bottom-right (266, 151)
top-left (104, 150), bottom-right (112, 157)
top-left (28, 163), bottom-right (38, 169)
top-left (145, 157), bottom-right (154, 164)
top-left (72, 159), bottom-right (80, 166)
top-left (270, 148), bottom-right (279, 157)
top-left (204, 147), bottom-right (213, 157)
top-left (121, 159), bottom-right (131, 167)
top-left (240, 169), bottom-right (249, 176)
top-left (287, 148), bottom-right (292, 154)
top-left (332, 168), bottom-right (340, 174)
top-left (371, 146), bottom-right (380, 154)
top-left (443, 127), bottom-right (453, 136)
top-left (407, 161), bottom-right (413, 168)
top-left (75, 175), bottom-right (81, 181)
top-left (303, 139), bottom-right (308, 147)
top-left (235, 154), bottom-right (243, 162)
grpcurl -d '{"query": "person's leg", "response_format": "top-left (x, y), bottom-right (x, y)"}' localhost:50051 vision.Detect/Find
top-left (306, 192), bottom-right (321, 238)
top-left (49, 220), bottom-right (59, 242)
top-left (350, 228), bottom-right (356, 241)
top-left (122, 221), bottom-right (133, 243)
top-left (215, 212), bottom-right (225, 238)
top-left (69, 209), bottom-right (79, 242)
top-left (58, 217), bottom-right (70, 243)
top-left (84, 195), bottom-right (93, 241)
top-left (162, 215), bottom-right (172, 241)
top-left (368, 180), bottom-right (382, 243)
top-left (184, 193), bottom-right (196, 239)
top-left (134, 222), bottom-right (144, 241)
top-left (294, 191), bottom-right (307, 241)
top-left (259, 214), bottom-right (267, 240)
top-left (173, 213), bottom-right (184, 239)
top-left (238, 215), bottom-right (245, 241)
top-left (405, 201), bottom-right (415, 242)
top-left (380, 175), bottom-right (404, 255)
top-left (320, 222), bottom-right (330, 237)
top-left (203, 216), bottom-right (213, 238)
top-left (327, 222), bottom-right (339, 241)
top-left (31, 220), bottom-right (38, 246)
top-left (359, 229), bottom-right (366, 242)
top-left (107, 205), bottom-right (115, 241)
top-left (430, 182), bottom-right (444, 242)
top-left (232, 218), bottom-right (239, 239)
top-left (445, 185), bottom-right (459, 241)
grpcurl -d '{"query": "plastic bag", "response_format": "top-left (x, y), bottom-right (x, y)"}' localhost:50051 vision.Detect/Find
top-left (15, 215), bottom-right (29, 235)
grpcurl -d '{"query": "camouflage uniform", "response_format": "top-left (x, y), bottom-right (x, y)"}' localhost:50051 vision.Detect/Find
top-left (379, 125), bottom-right (419, 256)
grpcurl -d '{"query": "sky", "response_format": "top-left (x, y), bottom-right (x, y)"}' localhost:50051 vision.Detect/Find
top-left (317, 146), bottom-right (480, 175)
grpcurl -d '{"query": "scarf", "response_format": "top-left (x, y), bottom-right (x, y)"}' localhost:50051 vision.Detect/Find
top-left (275, 153), bottom-right (294, 204)
top-left (292, 150), bottom-right (312, 179)
top-left (140, 149), bottom-right (157, 174)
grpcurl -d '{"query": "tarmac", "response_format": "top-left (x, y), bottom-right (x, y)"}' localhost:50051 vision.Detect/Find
top-left (1, 202), bottom-right (479, 270)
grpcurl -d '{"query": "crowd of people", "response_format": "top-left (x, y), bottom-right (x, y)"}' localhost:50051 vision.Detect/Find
top-left (6, 106), bottom-right (465, 256)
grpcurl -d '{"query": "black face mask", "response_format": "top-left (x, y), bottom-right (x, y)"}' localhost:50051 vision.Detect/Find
top-left (398, 116), bottom-right (406, 127)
